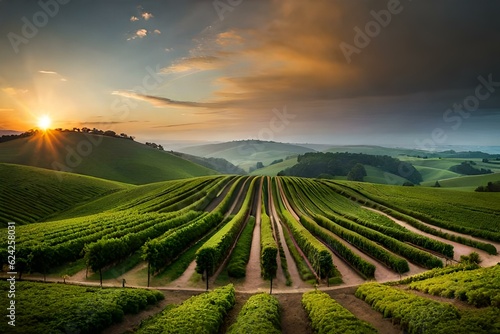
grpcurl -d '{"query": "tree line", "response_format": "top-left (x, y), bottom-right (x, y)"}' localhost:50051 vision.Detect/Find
top-left (278, 152), bottom-right (423, 184)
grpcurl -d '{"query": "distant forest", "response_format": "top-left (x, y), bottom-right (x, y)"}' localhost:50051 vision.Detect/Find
top-left (450, 161), bottom-right (492, 175)
top-left (278, 152), bottom-right (423, 184)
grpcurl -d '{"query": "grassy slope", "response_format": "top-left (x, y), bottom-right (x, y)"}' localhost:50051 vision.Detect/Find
top-left (363, 165), bottom-right (409, 185)
top-left (249, 158), bottom-right (297, 176)
top-left (0, 163), bottom-right (129, 226)
top-left (180, 140), bottom-right (314, 171)
top-left (50, 176), bottom-right (222, 220)
top-left (0, 131), bottom-right (218, 184)
top-left (422, 173), bottom-right (500, 190)
top-left (336, 180), bottom-right (500, 233)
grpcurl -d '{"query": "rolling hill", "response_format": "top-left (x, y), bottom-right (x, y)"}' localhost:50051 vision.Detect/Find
top-left (179, 140), bottom-right (315, 172)
top-left (0, 131), bottom-right (218, 184)
top-left (0, 163), bottom-right (129, 226)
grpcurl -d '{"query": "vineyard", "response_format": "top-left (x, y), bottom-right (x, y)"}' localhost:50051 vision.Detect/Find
top-left (1, 171), bottom-right (500, 333)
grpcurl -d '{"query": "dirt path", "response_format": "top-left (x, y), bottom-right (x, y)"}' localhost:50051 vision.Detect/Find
top-left (327, 286), bottom-right (402, 334)
top-left (268, 180), bottom-right (310, 289)
top-left (238, 177), bottom-right (268, 292)
top-left (209, 179), bottom-right (256, 286)
top-left (365, 207), bottom-right (500, 267)
top-left (276, 178), bottom-right (414, 283)
top-left (204, 177), bottom-right (236, 212)
top-left (105, 290), bottom-right (204, 334)
top-left (276, 179), bottom-right (320, 282)
top-left (168, 178), bottom-right (251, 289)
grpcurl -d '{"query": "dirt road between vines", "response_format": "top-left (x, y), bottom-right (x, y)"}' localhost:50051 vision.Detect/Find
top-left (276, 179), bottom-right (424, 283)
top-left (104, 287), bottom-right (402, 334)
top-left (365, 207), bottom-right (500, 267)
top-left (268, 179), bottom-right (310, 289)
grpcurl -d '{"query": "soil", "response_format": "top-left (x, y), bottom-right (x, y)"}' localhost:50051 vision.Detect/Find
top-left (103, 286), bottom-right (405, 334)
top-left (268, 179), bottom-right (311, 289)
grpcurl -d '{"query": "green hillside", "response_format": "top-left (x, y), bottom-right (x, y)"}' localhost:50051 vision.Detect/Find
top-left (249, 157), bottom-right (297, 176)
top-left (422, 173), bottom-right (500, 190)
top-left (51, 175), bottom-right (224, 221)
top-left (335, 180), bottom-right (500, 237)
top-left (363, 165), bottom-right (410, 185)
top-left (180, 140), bottom-right (314, 172)
top-left (0, 163), bottom-right (129, 226)
top-left (0, 131), bottom-right (218, 184)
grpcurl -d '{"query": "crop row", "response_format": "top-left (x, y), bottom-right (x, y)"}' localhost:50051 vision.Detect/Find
top-left (0, 281), bottom-right (164, 334)
top-left (299, 215), bottom-right (376, 278)
top-left (80, 211), bottom-right (203, 279)
top-left (273, 178), bottom-right (334, 279)
top-left (388, 263), bottom-right (480, 285)
top-left (320, 213), bottom-right (444, 269)
top-left (136, 284), bottom-right (235, 334)
top-left (282, 178), bottom-right (429, 272)
top-left (302, 179), bottom-right (454, 258)
top-left (226, 216), bottom-right (256, 278)
top-left (142, 176), bottom-right (245, 276)
top-left (322, 181), bottom-right (498, 254)
top-left (313, 214), bottom-right (411, 273)
top-left (143, 212), bottom-right (223, 274)
top-left (260, 195), bottom-right (278, 284)
top-left (279, 178), bottom-right (376, 278)
top-left (227, 293), bottom-right (281, 334)
top-left (356, 283), bottom-right (500, 334)
top-left (285, 177), bottom-right (452, 264)
top-left (329, 181), bottom-right (500, 243)
top-left (302, 290), bottom-right (377, 334)
top-left (196, 177), bottom-right (257, 277)
top-left (408, 265), bottom-right (500, 307)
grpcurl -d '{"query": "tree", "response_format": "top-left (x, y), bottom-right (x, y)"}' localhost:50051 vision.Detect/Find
top-left (84, 240), bottom-right (108, 287)
top-left (433, 181), bottom-right (441, 187)
top-left (347, 163), bottom-right (367, 181)
top-left (256, 162), bottom-right (264, 169)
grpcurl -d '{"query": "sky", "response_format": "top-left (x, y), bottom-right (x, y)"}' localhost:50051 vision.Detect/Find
top-left (1, 0), bottom-right (500, 148)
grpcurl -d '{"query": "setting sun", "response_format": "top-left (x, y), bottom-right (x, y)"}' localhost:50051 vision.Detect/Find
top-left (38, 115), bottom-right (52, 130)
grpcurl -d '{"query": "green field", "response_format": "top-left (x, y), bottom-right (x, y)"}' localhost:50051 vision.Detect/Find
top-left (0, 163), bottom-right (129, 226)
top-left (335, 180), bottom-right (500, 238)
top-left (0, 131), bottom-right (218, 184)
top-left (0, 163), bottom-right (499, 333)
top-left (249, 157), bottom-right (297, 176)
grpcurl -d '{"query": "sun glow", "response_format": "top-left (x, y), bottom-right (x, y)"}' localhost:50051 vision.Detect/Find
top-left (38, 115), bottom-right (52, 130)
